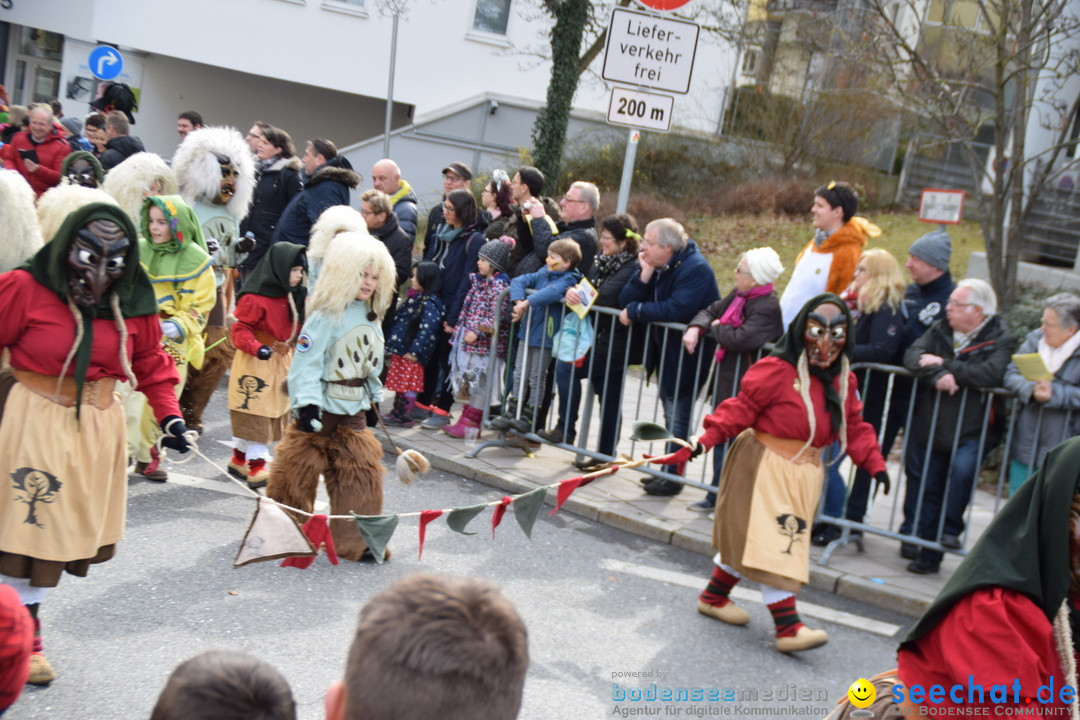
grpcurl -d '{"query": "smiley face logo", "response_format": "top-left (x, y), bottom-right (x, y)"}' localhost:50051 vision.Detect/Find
top-left (847, 678), bottom-right (876, 708)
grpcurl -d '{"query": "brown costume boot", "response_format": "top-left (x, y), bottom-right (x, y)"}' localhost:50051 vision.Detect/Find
top-left (324, 425), bottom-right (387, 561)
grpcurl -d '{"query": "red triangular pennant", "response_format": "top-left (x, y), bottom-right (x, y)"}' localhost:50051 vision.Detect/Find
top-left (418, 509), bottom-right (443, 559)
top-left (281, 515), bottom-right (338, 569)
top-left (491, 496), bottom-right (512, 538)
top-left (551, 478), bottom-right (587, 515)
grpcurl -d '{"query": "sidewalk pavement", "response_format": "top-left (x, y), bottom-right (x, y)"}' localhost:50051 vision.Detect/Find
top-left (377, 415), bottom-right (998, 620)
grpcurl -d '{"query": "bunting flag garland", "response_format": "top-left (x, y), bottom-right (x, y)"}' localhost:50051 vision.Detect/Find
top-left (351, 513), bottom-right (399, 564)
top-left (281, 515), bottom-right (338, 569)
top-left (512, 487), bottom-right (547, 539)
top-left (491, 497), bottom-right (513, 538)
top-left (446, 504), bottom-right (487, 535)
top-left (234, 497), bottom-right (316, 568)
top-left (417, 509), bottom-right (443, 559)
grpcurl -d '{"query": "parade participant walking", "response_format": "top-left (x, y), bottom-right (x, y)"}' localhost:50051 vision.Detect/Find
top-left (660, 294), bottom-right (888, 653)
top-left (172, 126), bottom-right (256, 434)
top-left (0, 203), bottom-right (190, 685)
top-left (130, 196), bottom-right (215, 482)
top-left (382, 262), bottom-right (445, 428)
top-left (227, 242), bottom-right (307, 489)
top-left (266, 231), bottom-right (397, 561)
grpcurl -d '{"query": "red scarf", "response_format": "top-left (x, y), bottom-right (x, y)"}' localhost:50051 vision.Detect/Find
top-left (714, 284), bottom-right (773, 363)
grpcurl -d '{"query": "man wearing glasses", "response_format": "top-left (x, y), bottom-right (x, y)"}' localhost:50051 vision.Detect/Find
top-left (516, 181), bottom-right (599, 277)
top-left (900, 278), bottom-right (1016, 574)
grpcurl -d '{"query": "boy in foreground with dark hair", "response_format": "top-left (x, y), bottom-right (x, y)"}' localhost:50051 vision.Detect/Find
top-left (325, 574), bottom-right (529, 720)
top-left (151, 650), bottom-right (296, 720)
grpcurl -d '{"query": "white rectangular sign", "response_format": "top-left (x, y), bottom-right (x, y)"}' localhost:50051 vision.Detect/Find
top-left (607, 87), bottom-right (674, 132)
top-left (602, 8), bottom-right (699, 94)
top-left (918, 188), bottom-right (965, 224)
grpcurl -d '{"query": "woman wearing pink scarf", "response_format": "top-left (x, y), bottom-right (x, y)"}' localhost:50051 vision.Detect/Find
top-left (682, 248), bottom-right (785, 510)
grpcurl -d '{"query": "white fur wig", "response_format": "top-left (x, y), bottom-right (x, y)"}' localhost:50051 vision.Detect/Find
top-left (37, 185), bottom-right (120, 246)
top-left (171, 126), bottom-right (255, 221)
top-left (308, 205), bottom-right (366, 264)
top-left (101, 152), bottom-right (179, 227)
top-left (0, 169), bottom-right (43, 272)
top-left (308, 229), bottom-right (397, 322)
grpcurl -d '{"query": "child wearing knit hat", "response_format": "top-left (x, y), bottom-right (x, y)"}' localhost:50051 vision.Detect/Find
top-left (442, 237), bottom-right (515, 438)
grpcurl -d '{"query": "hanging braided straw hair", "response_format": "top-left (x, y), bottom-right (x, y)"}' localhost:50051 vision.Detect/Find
top-left (37, 185), bottom-right (119, 247)
top-left (307, 205), bottom-right (366, 269)
top-left (0, 169), bottom-right (43, 272)
top-left (171, 126), bottom-right (255, 219)
top-left (101, 152), bottom-right (179, 226)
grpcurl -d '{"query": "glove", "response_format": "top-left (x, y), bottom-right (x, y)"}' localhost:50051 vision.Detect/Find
top-left (297, 404), bottom-right (322, 433)
top-left (256, 345), bottom-right (272, 360)
top-left (160, 415), bottom-right (193, 454)
top-left (645, 438), bottom-right (706, 467)
top-left (236, 232), bottom-right (256, 253)
top-left (160, 320), bottom-right (182, 340)
top-left (874, 470), bottom-right (891, 496)
top-left (205, 236), bottom-right (221, 257)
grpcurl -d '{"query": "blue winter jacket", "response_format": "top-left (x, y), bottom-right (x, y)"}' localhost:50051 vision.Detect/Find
top-left (272, 158), bottom-right (360, 247)
top-left (385, 292), bottom-right (446, 365)
top-left (510, 267), bottom-right (581, 348)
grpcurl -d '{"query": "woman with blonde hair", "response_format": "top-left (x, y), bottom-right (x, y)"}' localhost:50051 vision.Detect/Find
top-left (814, 248), bottom-right (908, 545)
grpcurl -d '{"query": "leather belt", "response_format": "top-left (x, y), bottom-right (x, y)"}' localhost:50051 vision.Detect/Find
top-left (328, 378), bottom-right (365, 387)
top-left (752, 430), bottom-right (823, 466)
top-left (13, 369), bottom-right (117, 410)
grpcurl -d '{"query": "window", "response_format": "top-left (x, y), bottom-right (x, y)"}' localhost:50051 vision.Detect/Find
top-left (473, 0), bottom-right (511, 34)
top-left (741, 48), bottom-right (759, 74)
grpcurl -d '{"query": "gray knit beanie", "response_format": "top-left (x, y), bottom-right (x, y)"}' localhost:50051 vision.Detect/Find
top-left (908, 227), bottom-right (952, 271)
top-left (479, 236), bottom-right (514, 274)
top-left (60, 116), bottom-right (83, 136)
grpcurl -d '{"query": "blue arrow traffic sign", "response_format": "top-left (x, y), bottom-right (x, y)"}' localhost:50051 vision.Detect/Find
top-left (89, 46), bottom-right (123, 81)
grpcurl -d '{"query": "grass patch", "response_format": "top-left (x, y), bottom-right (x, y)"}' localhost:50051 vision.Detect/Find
top-left (687, 211), bottom-right (986, 295)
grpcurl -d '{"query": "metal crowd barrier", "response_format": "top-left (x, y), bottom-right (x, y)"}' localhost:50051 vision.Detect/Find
top-left (455, 290), bottom-right (1071, 563)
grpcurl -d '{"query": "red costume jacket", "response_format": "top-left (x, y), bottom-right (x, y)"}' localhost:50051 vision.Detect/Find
top-left (0, 270), bottom-right (181, 421)
top-left (231, 294), bottom-right (298, 357)
top-left (699, 356), bottom-right (887, 475)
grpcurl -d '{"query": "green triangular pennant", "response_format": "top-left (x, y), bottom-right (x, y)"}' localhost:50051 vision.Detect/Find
top-left (629, 420), bottom-right (673, 442)
top-left (512, 487), bottom-right (547, 539)
top-left (350, 513), bottom-right (399, 564)
top-left (446, 504), bottom-right (487, 535)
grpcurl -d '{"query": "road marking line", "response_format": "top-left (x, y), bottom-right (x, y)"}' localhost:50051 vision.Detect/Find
top-left (601, 559), bottom-right (901, 637)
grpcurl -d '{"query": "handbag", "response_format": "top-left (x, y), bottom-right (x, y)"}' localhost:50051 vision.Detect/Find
top-left (552, 312), bottom-right (594, 363)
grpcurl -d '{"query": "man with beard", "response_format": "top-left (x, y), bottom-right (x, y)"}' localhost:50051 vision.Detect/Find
top-left (172, 127), bottom-right (256, 433)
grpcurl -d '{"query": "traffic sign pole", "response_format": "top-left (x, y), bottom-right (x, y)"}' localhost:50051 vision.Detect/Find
top-left (616, 129), bottom-right (640, 214)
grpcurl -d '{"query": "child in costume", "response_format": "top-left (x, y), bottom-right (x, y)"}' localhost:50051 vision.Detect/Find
top-left (495, 238), bottom-right (582, 434)
top-left (129, 196), bottom-right (215, 481)
top-left (443, 237), bottom-right (514, 439)
top-left (266, 230), bottom-right (397, 561)
top-left (0, 203), bottom-right (191, 685)
top-left (383, 261), bottom-right (444, 427)
top-left (227, 242), bottom-right (307, 489)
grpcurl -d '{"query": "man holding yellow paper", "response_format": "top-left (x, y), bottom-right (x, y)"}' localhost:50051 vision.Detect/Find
top-left (1004, 292), bottom-right (1080, 493)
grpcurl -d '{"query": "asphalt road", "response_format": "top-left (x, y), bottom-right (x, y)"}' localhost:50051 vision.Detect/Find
top-left (6, 400), bottom-right (913, 720)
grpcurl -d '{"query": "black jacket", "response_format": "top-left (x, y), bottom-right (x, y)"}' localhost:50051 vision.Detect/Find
top-left (515, 216), bottom-right (597, 277)
top-left (902, 272), bottom-right (955, 349)
top-left (272, 158), bottom-right (359, 247)
top-left (240, 156), bottom-right (303, 271)
top-left (904, 315), bottom-right (1017, 452)
top-left (370, 211), bottom-right (413, 288)
top-left (99, 134), bottom-right (145, 172)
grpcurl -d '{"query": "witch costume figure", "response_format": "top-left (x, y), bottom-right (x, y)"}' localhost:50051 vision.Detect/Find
top-left (227, 242), bottom-right (306, 489)
top-left (825, 437), bottom-right (1080, 719)
top-left (0, 203), bottom-right (192, 685)
top-left (266, 230), bottom-right (397, 561)
top-left (661, 293), bottom-right (888, 653)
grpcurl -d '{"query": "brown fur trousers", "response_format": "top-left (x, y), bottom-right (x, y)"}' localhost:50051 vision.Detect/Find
top-left (266, 423), bottom-right (386, 561)
top-left (180, 326), bottom-right (234, 431)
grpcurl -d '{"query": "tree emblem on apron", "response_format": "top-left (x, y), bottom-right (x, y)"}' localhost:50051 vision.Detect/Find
top-left (236, 375), bottom-right (268, 410)
top-left (776, 513), bottom-right (807, 554)
top-left (11, 467), bottom-right (62, 528)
